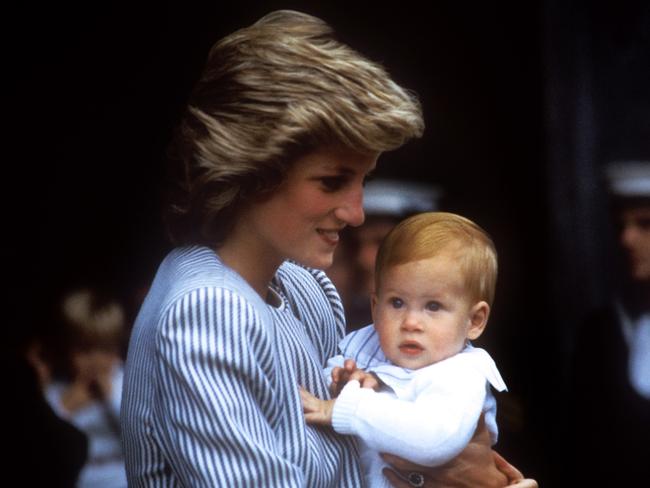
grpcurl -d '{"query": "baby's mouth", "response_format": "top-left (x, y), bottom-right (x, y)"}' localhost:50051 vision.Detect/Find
top-left (399, 341), bottom-right (424, 355)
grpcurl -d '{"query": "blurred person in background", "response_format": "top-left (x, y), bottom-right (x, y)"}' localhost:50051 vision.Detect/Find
top-left (328, 178), bottom-right (442, 331)
top-left (570, 160), bottom-right (650, 484)
top-left (9, 314), bottom-right (88, 487)
top-left (44, 288), bottom-right (128, 488)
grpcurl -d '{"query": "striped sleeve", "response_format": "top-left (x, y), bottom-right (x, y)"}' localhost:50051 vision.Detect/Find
top-left (306, 267), bottom-right (346, 332)
top-left (275, 263), bottom-right (346, 364)
top-left (152, 286), bottom-right (303, 487)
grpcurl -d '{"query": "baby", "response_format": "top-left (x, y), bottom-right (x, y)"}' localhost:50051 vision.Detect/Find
top-left (301, 212), bottom-right (507, 487)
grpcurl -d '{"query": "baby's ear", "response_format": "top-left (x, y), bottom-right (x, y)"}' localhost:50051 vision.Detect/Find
top-left (370, 292), bottom-right (378, 322)
top-left (467, 301), bottom-right (490, 340)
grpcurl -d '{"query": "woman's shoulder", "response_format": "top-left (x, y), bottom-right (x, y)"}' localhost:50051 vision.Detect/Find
top-left (132, 246), bottom-right (273, 340)
top-left (160, 250), bottom-right (333, 307)
top-left (275, 261), bottom-right (334, 290)
top-left (274, 262), bottom-right (345, 361)
top-left (157, 245), bottom-right (269, 309)
top-left (162, 245), bottom-right (243, 288)
top-left (274, 261), bottom-right (343, 317)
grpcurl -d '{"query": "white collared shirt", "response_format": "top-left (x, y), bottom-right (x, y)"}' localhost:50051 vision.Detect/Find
top-left (618, 302), bottom-right (650, 399)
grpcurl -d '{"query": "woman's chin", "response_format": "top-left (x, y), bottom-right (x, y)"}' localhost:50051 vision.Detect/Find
top-left (293, 253), bottom-right (335, 271)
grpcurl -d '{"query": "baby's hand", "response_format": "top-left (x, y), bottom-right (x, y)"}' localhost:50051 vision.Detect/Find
top-left (299, 387), bottom-right (335, 426)
top-left (330, 358), bottom-right (380, 397)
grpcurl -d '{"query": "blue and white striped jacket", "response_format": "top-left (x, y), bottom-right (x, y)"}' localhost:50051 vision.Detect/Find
top-left (121, 246), bottom-right (362, 487)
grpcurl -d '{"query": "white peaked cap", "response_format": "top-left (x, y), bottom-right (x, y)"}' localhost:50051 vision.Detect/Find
top-left (363, 179), bottom-right (443, 216)
top-left (606, 160), bottom-right (650, 197)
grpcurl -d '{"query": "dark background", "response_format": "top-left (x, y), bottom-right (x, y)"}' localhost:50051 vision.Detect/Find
top-left (6, 1), bottom-right (650, 485)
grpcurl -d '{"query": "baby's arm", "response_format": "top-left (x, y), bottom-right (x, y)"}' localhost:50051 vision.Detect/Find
top-left (301, 357), bottom-right (381, 425)
top-left (333, 365), bottom-right (487, 467)
top-left (300, 388), bottom-right (335, 425)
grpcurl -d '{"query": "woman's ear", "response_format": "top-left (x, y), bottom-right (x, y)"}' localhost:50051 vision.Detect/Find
top-left (467, 301), bottom-right (490, 340)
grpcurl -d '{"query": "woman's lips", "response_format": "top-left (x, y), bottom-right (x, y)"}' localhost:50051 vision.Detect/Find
top-left (317, 229), bottom-right (340, 245)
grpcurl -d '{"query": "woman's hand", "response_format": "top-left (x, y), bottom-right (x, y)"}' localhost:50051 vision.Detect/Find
top-left (492, 451), bottom-right (538, 487)
top-left (381, 415), bottom-right (538, 487)
top-left (330, 358), bottom-right (380, 396)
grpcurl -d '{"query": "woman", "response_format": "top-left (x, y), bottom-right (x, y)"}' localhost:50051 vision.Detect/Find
top-left (121, 10), bottom-right (536, 487)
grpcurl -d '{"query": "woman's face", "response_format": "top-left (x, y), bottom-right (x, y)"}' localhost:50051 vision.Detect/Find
top-left (240, 146), bottom-right (378, 271)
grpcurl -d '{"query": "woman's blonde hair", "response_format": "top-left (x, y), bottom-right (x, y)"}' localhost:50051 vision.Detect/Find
top-left (375, 212), bottom-right (498, 305)
top-left (166, 10), bottom-right (424, 245)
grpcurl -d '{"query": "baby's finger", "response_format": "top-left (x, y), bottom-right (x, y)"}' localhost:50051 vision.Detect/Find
top-left (304, 411), bottom-right (327, 425)
top-left (360, 373), bottom-right (380, 390)
top-left (343, 358), bottom-right (357, 371)
top-left (299, 387), bottom-right (316, 410)
top-left (347, 369), bottom-right (372, 383)
top-left (299, 387), bottom-right (308, 402)
top-left (330, 366), bottom-right (343, 383)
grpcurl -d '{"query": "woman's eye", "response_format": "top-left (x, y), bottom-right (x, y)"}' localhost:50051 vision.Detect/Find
top-left (319, 176), bottom-right (346, 192)
top-left (390, 298), bottom-right (403, 309)
top-left (426, 302), bottom-right (441, 311)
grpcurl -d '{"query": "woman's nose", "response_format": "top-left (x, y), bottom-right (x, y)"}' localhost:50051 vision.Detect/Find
top-left (334, 188), bottom-right (365, 227)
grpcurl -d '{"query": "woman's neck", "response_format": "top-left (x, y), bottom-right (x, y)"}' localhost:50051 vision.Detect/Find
top-left (216, 227), bottom-right (283, 300)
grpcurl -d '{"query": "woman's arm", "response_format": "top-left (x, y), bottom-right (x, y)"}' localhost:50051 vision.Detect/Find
top-left (154, 287), bottom-right (304, 487)
top-left (381, 415), bottom-right (538, 488)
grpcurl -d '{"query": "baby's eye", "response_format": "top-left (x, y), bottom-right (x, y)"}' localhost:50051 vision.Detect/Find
top-left (425, 301), bottom-right (441, 312)
top-left (390, 297), bottom-right (404, 309)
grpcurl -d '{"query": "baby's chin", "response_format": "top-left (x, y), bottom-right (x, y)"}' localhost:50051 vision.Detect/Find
top-left (388, 354), bottom-right (432, 370)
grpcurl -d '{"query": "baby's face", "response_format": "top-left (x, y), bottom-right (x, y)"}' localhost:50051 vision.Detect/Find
top-left (372, 253), bottom-right (480, 370)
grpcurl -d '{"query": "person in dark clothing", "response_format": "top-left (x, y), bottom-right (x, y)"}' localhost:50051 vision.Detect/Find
top-left (9, 329), bottom-right (88, 488)
top-left (570, 160), bottom-right (650, 484)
